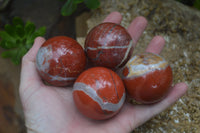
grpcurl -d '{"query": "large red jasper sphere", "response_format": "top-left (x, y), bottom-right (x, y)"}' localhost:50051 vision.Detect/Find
top-left (85, 22), bottom-right (133, 69)
top-left (121, 52), bottom-right (173, 104)
top-left (73, 67), bottom-right (126, 120)
top-left (36, 36), bottom-right (86, 86)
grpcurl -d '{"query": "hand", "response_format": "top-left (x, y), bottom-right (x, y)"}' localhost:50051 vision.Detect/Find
top-left (19, 12), bottom-right (188, 133)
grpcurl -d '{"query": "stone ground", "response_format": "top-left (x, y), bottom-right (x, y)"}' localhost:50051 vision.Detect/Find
top-left (77, 0), bottom-right (200, 132)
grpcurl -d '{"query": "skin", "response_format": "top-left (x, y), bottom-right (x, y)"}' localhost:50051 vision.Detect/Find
top-left (19, 11), bottom-right (188, 133)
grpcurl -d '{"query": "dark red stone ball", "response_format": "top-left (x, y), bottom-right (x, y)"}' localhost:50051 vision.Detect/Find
top-left (36, 36), bottom-right (86, 86)
top-left (85, 22), bottom-right (133, 69)
top-left (120, 52), bottom-right (173, 104)
top-left (73, 67), bottom-right (126, 120)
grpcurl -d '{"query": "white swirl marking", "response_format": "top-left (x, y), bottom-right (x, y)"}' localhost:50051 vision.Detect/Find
top-left (36, 45), bottom-right (76, 82)
top-left (36, 45), bottom-right (52, 72)
top-left (86, 45), bottom-right (130, 50)
top-left (116, 40), bottom-right (133, 68)
top-left (124, 53), bottom-right (169, 78)
top-left (73, 82), bottom-right (125, 112)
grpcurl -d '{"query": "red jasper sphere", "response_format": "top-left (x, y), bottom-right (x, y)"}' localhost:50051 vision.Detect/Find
top-left (36, 36), bottom-right (86, 86)
top-left (85, 22), bottom-right (133, 69)
top-left (120, 52), bottom-right (173, 104)
top-left (73, 67), bottom-right (126, 120)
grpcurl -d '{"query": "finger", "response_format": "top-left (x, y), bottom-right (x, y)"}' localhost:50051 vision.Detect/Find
top-left (127, 16), bottom-right (148, 44)
top-left (145, 36), bottom-right (165, 54)
top-left (20, 37), bottom-right (46, 91)
top-left (23, 37), bottom-right (46, 62)
top-left (131, 82), bottom-right (188, 129)
top-left (110, 82), bottom-right (188, 132)
top-left (103, 11), bottom-right (122, 24)
top-left (148, 82), bottom-right (188, 113)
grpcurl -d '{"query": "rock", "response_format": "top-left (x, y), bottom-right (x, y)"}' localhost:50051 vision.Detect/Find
top-left (82, 0), bottom-right (200, 132)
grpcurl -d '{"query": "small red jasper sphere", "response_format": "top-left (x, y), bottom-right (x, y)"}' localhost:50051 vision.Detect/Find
top-left (36, 36), bottom-right (86, 86)
top-left (85, 22), bottom-right (133, 69)
top-left (73, 67), bottom-right (126, 120)
top-left (121, 52), bottom-right (173, 104)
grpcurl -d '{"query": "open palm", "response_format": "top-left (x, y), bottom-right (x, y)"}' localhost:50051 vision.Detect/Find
top-left (19, 12), bottom-right (188, 133)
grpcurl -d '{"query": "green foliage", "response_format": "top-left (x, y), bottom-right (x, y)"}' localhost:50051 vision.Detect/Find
top-left (194, 0), bottom-right (200, 10)
top-left (61, 0), bottom-right (100, 16)
top-left (0, 17), bottom-right (46, 65)
top-left (83, 0), bottom-right (100, 9)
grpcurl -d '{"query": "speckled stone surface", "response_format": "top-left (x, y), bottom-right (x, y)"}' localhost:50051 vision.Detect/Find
top-left (77, 0), bottom-right (200, 132)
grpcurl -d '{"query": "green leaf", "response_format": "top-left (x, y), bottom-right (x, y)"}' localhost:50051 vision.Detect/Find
top-left (13, 47), bottom-right (27, 65)
top-left (0, 17), bottom-right (46, 65)
top-left (0, 39), bottom-right (18, 49)
top-left (35, 26), bottom-right (46, 36)
top-left (0, 31), bottom-right (16, 46)
top-left (5, 41), bottom-right (16, 49)
top-left (11, 54), bottom-right (21, 65)
top-left (1, 47), bottom-right (27, 65)
top-left (30, 26), bottom-right (46, 40)
top-left (4, 24), bottom-right (16, 37)
top-left (12, 59), bottom-right (20, 65)
top-left (16, 25), bottom-right (25, 38)
top-left (25, 21), bottom-right (36, 37)
top-left (1, 49), bottom-right (17, 58)
top-left (26, 26), bottom-right (46, 48)
top-left (84, 0), bottom-right (100, 9)
top-left (12, 17), bottom-right (24, 26)
top-left (194, 0), bottom-right (200, 10)
top-left (0, 31), bottom-right (13, 41)
top-left (74, 0), bottom-right (84, 4)
top-left (61, 0), bottom-right (77, 16)
top-left (0, 40), bottom-right (7, 48)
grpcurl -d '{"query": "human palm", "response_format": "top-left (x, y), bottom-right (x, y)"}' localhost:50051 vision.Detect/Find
top-left (19, 12), bottom-right (188, 133)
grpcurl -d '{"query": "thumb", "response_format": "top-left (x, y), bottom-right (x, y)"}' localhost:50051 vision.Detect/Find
top-left (19, 37), bottom-right (46, 95)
